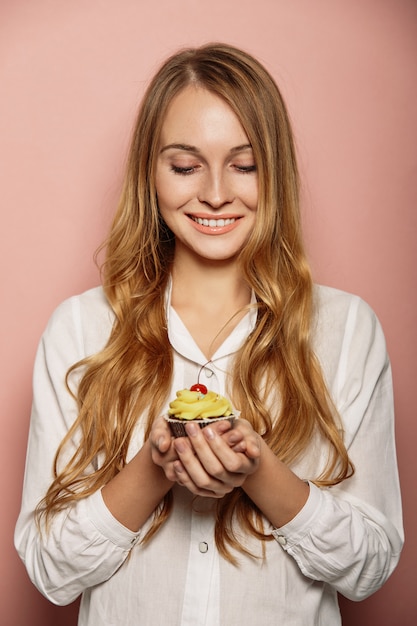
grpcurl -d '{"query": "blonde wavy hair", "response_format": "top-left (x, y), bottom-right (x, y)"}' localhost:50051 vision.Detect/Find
top-left (38, 43), bottom-right (353, 562)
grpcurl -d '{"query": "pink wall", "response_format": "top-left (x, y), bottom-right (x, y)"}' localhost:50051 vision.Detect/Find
top-left (1, 1), bottom-right (416, 623)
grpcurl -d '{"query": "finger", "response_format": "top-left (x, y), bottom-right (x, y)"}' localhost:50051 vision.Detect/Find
top-left (174, 434), bottom-right (232, 492)
top-left (231, 441), bottom-right (247, 453)
top-left (173, 460), bottom-right (229, 498)
top-left (209, 420), bottom-right (233, 435)
top-left (184, 423), bottom-right (255, 483)
top-left (222, 429), bottom-right (245, 448)
top-left (186, 423), bottom-right (236, 477)
top-left (223, 420), bottom-right (261, 460)
top-left (203, 426), bottom-right (258, 475)
top-left (150, 416), bottom-right (173, 453)
top-left (245, 437), bottom-right (261, 459)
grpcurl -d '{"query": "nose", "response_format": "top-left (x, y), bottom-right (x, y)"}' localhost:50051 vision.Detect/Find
top-left (198, 170), bottom-right (234, 209)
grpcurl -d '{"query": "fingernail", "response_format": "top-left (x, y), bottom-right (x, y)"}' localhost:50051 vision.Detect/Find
top-left (175, 439), bottom-right (186, 453)
top-left (186, 423), bottom-right (198, 437)
top-left (205, 427), bottom-right (215, 440)
top-left (174, 461), bottom-right (183, 473)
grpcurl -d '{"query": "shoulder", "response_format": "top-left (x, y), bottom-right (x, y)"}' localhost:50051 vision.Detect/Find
top-left (313, 284), bottom-right (380, 335)
top-left (314, 283), bottom-right (361, 313)
top-left (46, 286), bottom-right (113, 332)
top-left (311, 284), bottom-right (388, 381)
top-left (43, 286), bottom-right (114, 358)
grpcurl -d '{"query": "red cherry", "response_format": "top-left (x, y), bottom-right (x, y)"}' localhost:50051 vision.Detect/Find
top-left (190, 383), bottom-right (208, 394)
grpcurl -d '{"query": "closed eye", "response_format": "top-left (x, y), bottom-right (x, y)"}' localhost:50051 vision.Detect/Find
top-left (171, 165), bottom-right (196, 175)
top-left (235, 165), bottom-right (257, 173)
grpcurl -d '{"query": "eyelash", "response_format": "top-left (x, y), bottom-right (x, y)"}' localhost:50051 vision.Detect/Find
top-left (170, 164), bottom-right (257, 175)
top-left (236, 165), bottom-right (257, 173)
top-left (171, 166), bottom-right (195, 175)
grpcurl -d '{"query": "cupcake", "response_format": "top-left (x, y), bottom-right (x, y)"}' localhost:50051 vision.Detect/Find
top-left (165, 385), bottom-right (235, 438)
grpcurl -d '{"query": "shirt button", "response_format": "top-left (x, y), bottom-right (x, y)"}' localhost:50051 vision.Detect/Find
top-left (204, 369), bottom-right (214, 378)
top-left (276, 535), bottom-right (287, 546)
top-left (199, 541), bottom-right (209, 553)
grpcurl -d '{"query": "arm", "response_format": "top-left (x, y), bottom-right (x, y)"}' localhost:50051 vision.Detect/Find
top-left (14, 294), bottom-right (172, 605)
top-left (159, 419), bottom-right (309, 526)
top-left (275, 295), bottom-right (404, 600)
top-left (101, 439), bottom-right (173, 531)
top-left (154, 296), bottom-right (403, 601)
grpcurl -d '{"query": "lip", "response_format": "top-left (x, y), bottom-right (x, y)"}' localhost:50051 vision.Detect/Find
top-left (189, 213), bottom-right (240, 220)
top-left (187, 214), bottom-right (241, 235)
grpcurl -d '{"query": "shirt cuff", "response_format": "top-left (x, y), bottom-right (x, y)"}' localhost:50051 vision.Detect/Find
top-left (86, 489), bottom-right (141, 550)
top-left (271, 482), bottom-right (323, 550)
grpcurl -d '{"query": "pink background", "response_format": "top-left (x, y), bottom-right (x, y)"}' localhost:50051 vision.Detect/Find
top-left (1, 1), bottom-right (416, 624)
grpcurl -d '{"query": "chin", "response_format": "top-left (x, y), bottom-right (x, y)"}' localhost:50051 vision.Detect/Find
top-left (197, 250), bottom-right (239, 263)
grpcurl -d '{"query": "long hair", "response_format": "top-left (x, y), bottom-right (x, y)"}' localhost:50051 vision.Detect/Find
top-left (38, 43), bottom-right (353, 561)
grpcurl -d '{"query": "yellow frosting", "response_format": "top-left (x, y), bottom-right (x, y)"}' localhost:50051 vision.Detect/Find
top-left (168, 389), bottom-right (233, 420)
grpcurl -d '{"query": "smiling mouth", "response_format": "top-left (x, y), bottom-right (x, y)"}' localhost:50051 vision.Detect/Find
top-left (190, 216), bottom-right (237, 227)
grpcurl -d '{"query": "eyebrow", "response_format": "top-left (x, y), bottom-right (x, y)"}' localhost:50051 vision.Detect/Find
top-left (159, 143), bottom-right (253, 154)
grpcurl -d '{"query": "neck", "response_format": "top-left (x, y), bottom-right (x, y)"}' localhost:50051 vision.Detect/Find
top-left (170, 249), bottom-right (251, 359)
top-left (171, 249), bottom-right (250, 309)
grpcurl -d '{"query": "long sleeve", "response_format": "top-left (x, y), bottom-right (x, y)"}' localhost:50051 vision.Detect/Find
top-left (14, 291), bottom-right (141, 605)
top-left (15, 285), bottom-right (404, 624)
top-left (271, 291), bottom-right (404, 600)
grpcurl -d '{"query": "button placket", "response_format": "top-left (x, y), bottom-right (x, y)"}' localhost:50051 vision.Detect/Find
top-left (181, 508), bottom-right (215, 624)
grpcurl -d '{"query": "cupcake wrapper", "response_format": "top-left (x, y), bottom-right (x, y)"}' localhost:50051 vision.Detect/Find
top-left (165, 414), bottom-right (236, 438)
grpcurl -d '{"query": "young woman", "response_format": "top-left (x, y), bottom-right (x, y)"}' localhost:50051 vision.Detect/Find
top-left (15, 43), bottom-right (403, 625)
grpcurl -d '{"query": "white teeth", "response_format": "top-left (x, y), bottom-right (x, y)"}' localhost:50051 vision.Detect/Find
top-left (193, 217), bottom-right (236, 227)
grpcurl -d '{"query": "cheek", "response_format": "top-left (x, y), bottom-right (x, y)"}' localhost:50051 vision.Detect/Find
top-left (247, 188), bottom-right (258, 212)
top-left (154, 171), bottom-right (166, 202)
top-left (240, 178), bottom-right (258, 211)
top-left (155, 176), bottom-right (174, 218)
top-left (157, 179), bottom-right (195, 217)
top-left (157, 198), bottom-right (174, 228)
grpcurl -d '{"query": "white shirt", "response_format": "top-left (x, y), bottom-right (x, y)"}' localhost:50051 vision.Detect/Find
top-left (15, 284), bottom-right (404, 625)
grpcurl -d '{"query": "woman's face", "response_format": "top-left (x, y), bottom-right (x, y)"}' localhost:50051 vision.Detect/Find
top-left (155, 85), bottom-right (258, 264)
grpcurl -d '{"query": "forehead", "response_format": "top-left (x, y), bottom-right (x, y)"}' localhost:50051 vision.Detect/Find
top-left (159, 85), bottom-right (249, 145)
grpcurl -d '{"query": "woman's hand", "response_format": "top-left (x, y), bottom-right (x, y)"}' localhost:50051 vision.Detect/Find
top-left (149, 416), bottom-right (246, 482)
top-left (149, 416), bottom-right (180, 482)
top-left (172, 418), bottom-right (261, 498)
top-left (150, 416), bottom-right (261, 497)
top-left (150, 415), bottom-right (309, 528)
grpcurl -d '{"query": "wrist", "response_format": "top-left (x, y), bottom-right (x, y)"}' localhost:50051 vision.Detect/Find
top-left (102, 439), bottom-right (173, 532)
top-left (242, 440), bottom-right (309, 528)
